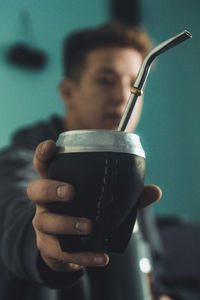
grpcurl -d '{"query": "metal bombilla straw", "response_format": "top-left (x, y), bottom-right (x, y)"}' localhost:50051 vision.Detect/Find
top-left (111, 30), bottom-right (192, 300)
top-left (118, 30), bottom-right (192, 132)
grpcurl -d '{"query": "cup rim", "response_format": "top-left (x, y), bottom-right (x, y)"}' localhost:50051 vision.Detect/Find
top-left (56, 130), bottom-right (145, 158)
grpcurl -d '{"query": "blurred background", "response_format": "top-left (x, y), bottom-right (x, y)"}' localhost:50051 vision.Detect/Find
top-left (0, 0), bottom-right (199, 221)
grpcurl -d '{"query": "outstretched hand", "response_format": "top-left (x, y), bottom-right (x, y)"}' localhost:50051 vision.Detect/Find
top-left (27, 139), bottom-right (162, 273)
top-left (28, 140), bottom-right (109, 272)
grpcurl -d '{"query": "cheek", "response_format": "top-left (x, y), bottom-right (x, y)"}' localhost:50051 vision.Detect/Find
top-left (86, 104), bottom-right (103, 119)
top-left (76, 97), bottom-right (102, 121)
top-left (83, 93), bottom-right (104, 113)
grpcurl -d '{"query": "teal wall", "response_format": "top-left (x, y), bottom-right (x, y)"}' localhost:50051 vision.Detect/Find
top-left (0, 0), bottom-right (109, 146)
top-left (137, 0), bottom-right (200, 220)
top-left (0, 1), bottom-right (200, 221)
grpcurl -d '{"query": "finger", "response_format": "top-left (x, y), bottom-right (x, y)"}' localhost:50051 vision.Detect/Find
top-left (138, 184), bottom-right (162, 209)
top-left (27, 179), bottom-right (75, 204)
top-left (33, 210), bottom-right (93, 235)
top-left (64, 251), bottom-right (109, 268)
top-left (37, 233), bottom-right (109, 271)
top-left (158, 296), bottom-right (173, 300)
top-left (33, 140), bottom-right (57, 178)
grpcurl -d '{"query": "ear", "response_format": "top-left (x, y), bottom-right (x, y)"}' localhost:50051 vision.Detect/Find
top-left (59, 78), bottom-right (75, 106)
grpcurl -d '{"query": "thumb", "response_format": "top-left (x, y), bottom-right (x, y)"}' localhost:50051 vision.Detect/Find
top-left (33, 140), bottom-right (57, 178)
top-left (138, 184), bottom-right (162, 209)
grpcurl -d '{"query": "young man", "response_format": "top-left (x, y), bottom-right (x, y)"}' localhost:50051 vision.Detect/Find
top-left (0, 23), bottom-right (172, 300)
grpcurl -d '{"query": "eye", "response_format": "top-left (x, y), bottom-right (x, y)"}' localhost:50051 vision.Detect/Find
top-left (97, 77), bottom-right (116, 86)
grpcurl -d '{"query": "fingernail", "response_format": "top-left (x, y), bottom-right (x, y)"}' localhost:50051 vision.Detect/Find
top-left (94, 256), bottom-right (104, 265)
top-left (75, 220), bottom-right (89, 232)
top-left (57, 185), bottom-right (70, 200)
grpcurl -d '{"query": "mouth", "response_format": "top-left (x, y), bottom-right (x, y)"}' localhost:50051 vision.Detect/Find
top-left (103, 112), bottom-right (122, 121)
top-left (102, 112), bottom-right (122, 128)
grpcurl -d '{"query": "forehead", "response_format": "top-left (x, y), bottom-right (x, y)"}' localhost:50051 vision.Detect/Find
top-left (84, 47), bottom-right (143, 77)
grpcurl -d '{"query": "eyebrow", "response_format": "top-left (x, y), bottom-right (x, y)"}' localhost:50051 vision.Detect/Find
top-left (96, 67), bottom-right (117, 75)
top-left (96, 67), bottom-right (136, 82)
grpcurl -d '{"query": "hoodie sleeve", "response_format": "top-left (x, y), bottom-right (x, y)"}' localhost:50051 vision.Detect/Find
top-left (0, 144), bottom-right (83, 289)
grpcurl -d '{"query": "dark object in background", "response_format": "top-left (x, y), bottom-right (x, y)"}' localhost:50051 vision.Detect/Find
top-left (156, 216), bottom-right (200, 297)
top-left (110, 0), bottom-right (141, 26)
top-left (7, 43), bottom-right (47, 70)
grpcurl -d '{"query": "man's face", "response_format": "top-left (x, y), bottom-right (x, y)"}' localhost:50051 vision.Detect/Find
top-left (61, 47), bottom-right (143, 132)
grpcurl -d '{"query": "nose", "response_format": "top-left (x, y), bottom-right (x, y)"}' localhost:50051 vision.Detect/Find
top-left (109, 80), bottom-right (130, 106)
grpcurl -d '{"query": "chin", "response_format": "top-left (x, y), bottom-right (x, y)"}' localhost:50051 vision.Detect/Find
top-left (100, 116), bottom-right (121, 130)
top-left (100, 123), bottom-right (119, 131)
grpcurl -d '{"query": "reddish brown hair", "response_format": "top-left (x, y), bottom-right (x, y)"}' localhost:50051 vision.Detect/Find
top-left (63, 22), bottom-right (151, 81)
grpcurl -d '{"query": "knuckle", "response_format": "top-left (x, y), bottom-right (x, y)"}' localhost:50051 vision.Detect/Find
top-left (37, 140), bottom-right (56, 159)
top-left (32, 216), bottom-right (36, 229)
top-left (58, 251), bottom-right (68, 264)
top-left (36, 236), bottom-right (44, 252)
top-left (36, 179), bottom-right (53, 202)
top-left (32, 214), bottom-right (45, 232)
top-left (26, 181), bottom-right (33, 199)
top-left (27, 179), bottom-right (41, 202)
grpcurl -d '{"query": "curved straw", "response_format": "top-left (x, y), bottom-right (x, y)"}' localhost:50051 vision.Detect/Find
top-left (118, 30), bottom-right (192, 132)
